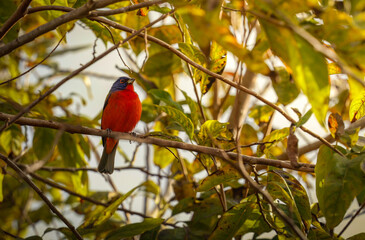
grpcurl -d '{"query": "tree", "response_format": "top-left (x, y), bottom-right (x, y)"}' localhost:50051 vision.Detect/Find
top-left (1, 0), bottom-right (365, 239)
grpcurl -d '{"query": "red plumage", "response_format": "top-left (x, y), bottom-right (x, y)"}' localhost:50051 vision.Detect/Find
top-left (99, 78), bottom-right (142, 174)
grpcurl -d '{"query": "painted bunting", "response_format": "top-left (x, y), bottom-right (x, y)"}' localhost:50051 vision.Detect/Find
top-left (98, 77), bottom-right (142, 174)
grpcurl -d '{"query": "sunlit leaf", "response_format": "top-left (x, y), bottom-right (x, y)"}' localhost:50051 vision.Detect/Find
top-left (179, 88), bottom-right (200, 127)
top-left (143, 50), bottom-right (183, 77)
top-left (149, 25), bottom-right (182, 44)
top-left (153, 145), bottom-right (176, 169)
top-left (81, 185), bottom-right (141, 228)
top-left (198, 120), bottom-right (232, 142)
top-left (179, 6), bottom-right (269, 74)
top-left (0, 125), bottom-right (24, 156)
top-left (249, 105), bottom-right (275, 125)
top-left (272, 67), bottom-right (300, 105)
top-left (198, 165), bottom-right (240, 192)
top-left (327, 62), bottom-right (342, 75)
top-left (155, 105), bottom-right (194, 139)
top-left (327, 113), bottom-right (345, 139)
top-left (149, 89), bottom-right (183, 111)
top-left (261, 20), bottom-right (330, 125)
top-left (296, 109), bottom-right (313, 127)
top-left (316, 146), bottom-right (365, 228)
top-left (349, 90), bottom-right (365, 123)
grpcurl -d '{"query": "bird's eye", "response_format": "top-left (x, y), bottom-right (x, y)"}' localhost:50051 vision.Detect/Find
top-left (120, 80), bottom-right (123, 83)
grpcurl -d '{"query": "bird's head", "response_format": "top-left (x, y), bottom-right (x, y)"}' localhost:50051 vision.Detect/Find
top-left (110, 77), bottom-right (135, 92)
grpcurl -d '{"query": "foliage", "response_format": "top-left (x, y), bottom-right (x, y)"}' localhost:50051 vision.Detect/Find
top-left (1, 0), bottom-right (365, 239)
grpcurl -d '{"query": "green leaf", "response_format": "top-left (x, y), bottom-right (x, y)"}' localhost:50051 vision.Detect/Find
top-left (149, 25), bottom-right (182, 44)
top-left (349, 90), bottom-right (365, 123)
top-left (178, 6), bottom-right (269, 74)
top-left (33, 128), bottom-right (56, 160)
top-left (208, 195), bottom-right (257, 240)
top-left (106, 218), bottom-right (164, 240)
top-left (316, 146), bottom-right (365, 228)
top-left (149, 89), bottom-right (183, 111)
top-left (236, 198), bottom-right (271, 236)
top-left (267, 170), bottom-right (312, 232)
top-left (0, 125), bottom-right (23, 156)
top-left (81, 18), bottom-right (121, 46)
top-left (140, 225), bottom-right (160, 240)
top-left (143, 50), bottom-right (183, 77)
top-left (155, 105), bottom-right (194, 139)
top-left (153, 145), bottom-right (176, 169)
top-left (158, 228), bottom-right (188, 240)
top-left (261, 20), bottom-right (330, 125)
top-left (272, 67), bottom-right (300, 105)
top-left (259, 127), bottom-right (290, 156)
top-left (348, 233), bottom-right (365, 240)
top-left (0, 168), bottom-right (3, 202)
top-left (296, 109), bottom-right (313, 127)
top-left (81, 184), bottom-right (141, 228)
top-left (197, 166), bottom-right (240, 192)
top-left (172, 197), bottom-right (195, 215)
top-left (178, 42), bottom-right (209, 93)
top-left (198, 120), bottom-right (232, 144)
top-left (249, 105), bottom-right (275, 125)
top-left (0, 0), bottom-right (19, 44)
top-left (180, 88), bottom-right (200, 126)
top-left (58, 133), bottom-right (88, 195)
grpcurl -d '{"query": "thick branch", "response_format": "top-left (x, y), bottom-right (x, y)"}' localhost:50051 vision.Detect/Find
top-left (0, 112), bottom-right (314, 172)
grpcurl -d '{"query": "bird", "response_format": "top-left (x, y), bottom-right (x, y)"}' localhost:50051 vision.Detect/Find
top-left (98, 76), bottom-right (142, 174)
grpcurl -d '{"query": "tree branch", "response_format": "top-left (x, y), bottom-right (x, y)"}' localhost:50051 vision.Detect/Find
top-left (91, 17), bottom-right (343, 157)
top-left (0, 0), bottom-right (148, 57)
top-left (0, 10), bottom-right (173, 134)
top-left (277, 116), bottom-right (365, 159)
top-left (32, 165), bottom-right (171, 178)
top-left (10, 0), bottom-right (342, 156)
top-left (0, 153), bottom-right (83, 240)
top-left (0, 112), bottom-right (315, 172)
top-left (0, 0), bottom-right (33, 40)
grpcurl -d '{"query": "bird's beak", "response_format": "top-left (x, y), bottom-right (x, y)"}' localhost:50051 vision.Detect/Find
top-left (127, 78), bottom-right (135, 84)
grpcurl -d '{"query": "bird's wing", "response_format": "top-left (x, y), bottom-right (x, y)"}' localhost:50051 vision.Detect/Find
top-left (101, 92), bottom-right (112, 146)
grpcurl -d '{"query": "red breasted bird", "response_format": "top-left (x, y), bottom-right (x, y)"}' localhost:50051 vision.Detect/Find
top-left (98, 77), bottom-right (142, 174)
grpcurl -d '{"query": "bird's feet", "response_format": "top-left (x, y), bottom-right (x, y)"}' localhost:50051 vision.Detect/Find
top-left (129, 132), bottom-right (137, 144)
top-left (106, 128), bottom-right (112, 138)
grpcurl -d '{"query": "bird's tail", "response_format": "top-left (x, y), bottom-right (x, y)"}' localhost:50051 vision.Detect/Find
top-left (98, 144), bottom-right (117, 174)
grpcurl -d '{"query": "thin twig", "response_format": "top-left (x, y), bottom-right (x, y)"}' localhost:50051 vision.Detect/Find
top-left (0, 153), bottom-right (83, 240)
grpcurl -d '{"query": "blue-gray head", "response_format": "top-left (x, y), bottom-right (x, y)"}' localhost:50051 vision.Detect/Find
top-left (110, 77), bottom-right (135, 93)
